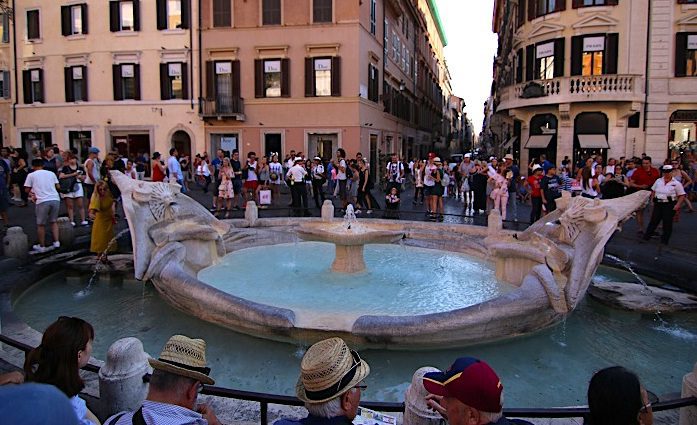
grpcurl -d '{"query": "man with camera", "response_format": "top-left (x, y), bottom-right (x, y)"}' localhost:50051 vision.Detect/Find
top-left (385, 154), bottom-right (405, 195)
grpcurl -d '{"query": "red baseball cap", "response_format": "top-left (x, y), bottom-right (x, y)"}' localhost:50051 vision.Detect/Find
top-left (422, 357), bottom-right (503, 413)
top-left (428, 152), bottom-right (436, 159)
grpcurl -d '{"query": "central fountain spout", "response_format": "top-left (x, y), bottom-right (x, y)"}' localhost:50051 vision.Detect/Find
top-left (296, 207), bottom-right (404, 273)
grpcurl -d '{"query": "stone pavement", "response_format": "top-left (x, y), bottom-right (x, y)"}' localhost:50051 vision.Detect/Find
top-left (2, 179), bottom-right (695, 290)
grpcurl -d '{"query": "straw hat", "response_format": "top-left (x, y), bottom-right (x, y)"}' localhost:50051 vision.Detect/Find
top-left (148, 335), bottom-right (215, 385)
top-left (405, 367), bottom-right (443, 419)
top-left (296, 337), bottom-right (370, 404)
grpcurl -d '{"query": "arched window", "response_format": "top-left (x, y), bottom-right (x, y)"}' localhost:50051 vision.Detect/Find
top-left (573, 112), bottom-right (609, 169)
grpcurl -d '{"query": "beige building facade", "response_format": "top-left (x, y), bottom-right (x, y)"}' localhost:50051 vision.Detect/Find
top-left (200, 0), bottom-right (450, 173)
top-left (11, 0), bottom-right (203, 164)
top-left (488, 0), bottom-right (697, 170)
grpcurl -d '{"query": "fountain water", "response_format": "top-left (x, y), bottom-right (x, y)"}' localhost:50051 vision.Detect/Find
top-left (605, 254), bottom-right (652, 294)
top-left (75, 228), bottom-right (131, 298)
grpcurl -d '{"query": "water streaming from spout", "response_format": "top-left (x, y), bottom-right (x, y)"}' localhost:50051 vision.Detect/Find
top-left (74, 228), bottom-right (130, 298)
top-left (604, 254), bottom-right (666, 324)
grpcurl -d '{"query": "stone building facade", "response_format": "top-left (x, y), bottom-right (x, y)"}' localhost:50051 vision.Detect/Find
top-left (488, 0), bottom-right (697, 170)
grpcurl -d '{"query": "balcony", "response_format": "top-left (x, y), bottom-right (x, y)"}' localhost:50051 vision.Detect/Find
top-left (199, 97), bottom-right (245, 121)
top-left (497, 75), bottom-right (644, 112)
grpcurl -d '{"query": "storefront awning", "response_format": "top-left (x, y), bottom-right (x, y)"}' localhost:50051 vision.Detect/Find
top-left (501, 136), bottom-right (518, 150)
top-left (525, 135), bottom-right (553, 149)
top-left (578, 134), bottom-right (609, 149)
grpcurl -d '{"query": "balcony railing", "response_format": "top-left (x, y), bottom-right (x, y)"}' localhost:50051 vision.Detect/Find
top-left (498, 74), bottom-right (644, 111)
top-left (199, 97), bottom-right (245, 120)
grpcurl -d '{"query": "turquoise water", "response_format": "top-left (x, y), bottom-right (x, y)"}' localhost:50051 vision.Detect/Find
top-left (198, 242), bottom-right (515, 316)
top-left (13, 269), bottom-right (697, 407)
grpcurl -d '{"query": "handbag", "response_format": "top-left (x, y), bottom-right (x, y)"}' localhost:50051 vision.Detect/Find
top-left (59, 176), bottom-right (78, 194)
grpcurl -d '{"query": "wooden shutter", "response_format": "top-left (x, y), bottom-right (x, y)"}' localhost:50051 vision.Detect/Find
top-left (528, 0), bottom-right (535, 21)
top-left (36, 70), bottom-right (44, 103)
top-left (81, 66), bottom-right (88, 101)
top-left (81, 4), bottom-right (89, 34)
top-left (331, 56), bottom-right (341, 97)
top-left (231, 60), bottom-right (241, 99)
top-left (156, 0), bottom-right (167, 30)
top-left (305, 57), bottom-right (314, 97)
top-left (205, 61), bottom-right (215, 99)
top-left (604, 33), bottom-right (619, 75)
top-left (555, 0), bottom-right (566, 12)
top-left (281, 58), bottom-right (290, 97)
top-left (134, 64), bottom-right (141, 100)
top-left (61, 6), bottom-right (71, 36)
top-left (1, 14), bottom-right (8, 42)
top-left (525, 45), bottom-right (535, 81)
top-left (113, 64), bottom-right (123, 100)
top-left (109, 1), bottom-right (120, 32)
top-left (606, 0), bottom-right (619, 4)
top-left (675, 33), bottom-right (688, 77)
top-left (65, 67), bottom-right (74, 102)
top-left (3, 71), bottom-right (10, 99)
top-left (570, 35), bottom-right (582, 76)
top-left (133, 0), bottom-right (141, 31)
top-left (572, 0), bottom-right (582, 8)
top-left (181, 63), bottom-right (189, 100)
top-left (22, 70), bottom-right (31, 104)
top-left (553, 38), bottom-right (565, 78)
top-left (254, 59), bottom-right (264, 98)
top-left (181, 0), bottom-right (191, 29)
top-left (516, 48), bottom-right (524, 83)
top-left (160, 63), bottom-right (169, 99)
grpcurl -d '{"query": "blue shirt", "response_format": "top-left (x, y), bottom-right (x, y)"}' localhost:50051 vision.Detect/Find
top-left (0, 383), bottom-right (80, 425)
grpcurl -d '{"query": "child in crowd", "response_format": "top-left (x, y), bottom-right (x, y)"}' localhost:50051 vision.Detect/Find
top-left (384, 187), bottom-right (400, 219)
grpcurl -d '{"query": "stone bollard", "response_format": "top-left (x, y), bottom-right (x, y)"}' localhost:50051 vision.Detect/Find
top-left (245, 201), bottom-right (259, 227)
top-left (487, 209), bottom-right (502, 235)
top-left (2, 227), bottom-right (29, 259)
top-left (321, 200), bottom-right (335, 222)
top-left (404, 367), bottom-right (443, 425)
top-left (57, 217), bottom-right (75, 248)
top-left (680, 361), bottom-right (697, 425)
top-left (98, 337), bottom-right (151, 419)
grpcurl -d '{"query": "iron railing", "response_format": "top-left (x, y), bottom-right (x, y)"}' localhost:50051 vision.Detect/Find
top-left (198, 97), bottom-right (245, 119)
top-left (1, 334), bottom-right (695, 424)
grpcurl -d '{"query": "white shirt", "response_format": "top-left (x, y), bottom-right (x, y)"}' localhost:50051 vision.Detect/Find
top-left (196, 163), bottom-right (211, 177)
top-left (336, 159), bottom-right (347, 180)
top-left (84, 158), bottom-right (100, 185)
top-left (652, 177), bottom-right (685, 200)
top-left (24, 169), bottom-right (60, 204)
top-left (269, 162), bottom-right (283, 184)
top-left (386, 162), bottom-right (404, 183)
top-left (424, 164), bottom-right (437, 187)
top-left (312, 164), bottom-right (325, 180)
top-left (167, 156), bottom-right (182, 179)
top-left (286, 164), bottom-right (307, 182)
top-left (605, 165), bottom-right (616, 175)
top-left (246, 160), bottom-right (258, 181)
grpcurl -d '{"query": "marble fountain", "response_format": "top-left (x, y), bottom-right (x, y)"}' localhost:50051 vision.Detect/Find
top-left (108, 171), bottom-right (652, 349)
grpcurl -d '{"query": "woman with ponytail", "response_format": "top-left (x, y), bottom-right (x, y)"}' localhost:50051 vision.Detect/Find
top-left (24, 316), bottom-right (100, 425)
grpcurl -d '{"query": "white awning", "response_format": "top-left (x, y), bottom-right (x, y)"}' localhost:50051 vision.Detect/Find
top-left (578, 134), bottom-right (609, 149)
top-left (501, 136), bottom-right (518, 150)
top-left (525, 135), bottom-right (553, 149)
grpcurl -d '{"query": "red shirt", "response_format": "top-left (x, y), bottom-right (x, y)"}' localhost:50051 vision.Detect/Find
top-left (527, 175), bottom-right (542, 198)
top-left (631, 167), bottom-right (659, 188)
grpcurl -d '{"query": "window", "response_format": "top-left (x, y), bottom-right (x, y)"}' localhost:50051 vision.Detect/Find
top-left (110, 1), bottom-right (140, 32)
top-left (0, 70), bottom-right (9, 99)
top-left (69, 131), bottom-right (92, 164)
top-left (517, 0), bottom-right (526, 28)
top-left (406, 49), bottom-right (411, 75)
top-left (61, 4), bottom-right (88, 36)
top-left (528, 38), bottom-right (565, 80)
top-left (313, 0), bottom-right (332, 23)
top-left (536, 42), bottom-right (555, 80)
top-left (204, 60), bottom-right (241, 113)
top-left (571, 34), bottom-right (618, 76)
top-left (384, 19), bottom-right (388, 55)
top-left (65, 66), bottom-right (88, 102)
top-left (262, 0), bottom-right (281, 25)
top-left (368, 64), bottom-right (378, 102)
top-left (213, 0), bottom-right (231, 27)
top-left (157, 0), bottom-right (190, 30)
top-left (0, 14), bottom-right (9, 43)
top-left (676, 33), bottom-right (697, 77)
top-left (264, 60), bottom-right (281, 97)
top-left (160, 62), bottom-right (188, 99)
top-left (314, 58), bottom-right (331, 96)
top-left (305, 57), bottom-right (340, 97)
top-left (22, 69), bottom-right (43, 103)
top-left (27, 9), bottom-right (40, 40)
top-left (370, 0), bottom-right (376, 35)
top-left (254, 58), bottom-right (289, 98)
top-left (113, 63), bottom-right (140, 100)
top-left (215, 61), bottom-right (233, 111)
top-left (572, 0), bottom-right (618, 7)
top-left (529, 0), bottom-right (565, 19)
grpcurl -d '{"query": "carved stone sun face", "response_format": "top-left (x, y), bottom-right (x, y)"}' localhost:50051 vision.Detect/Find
top-left (148, 183), bottom-right (177, 222)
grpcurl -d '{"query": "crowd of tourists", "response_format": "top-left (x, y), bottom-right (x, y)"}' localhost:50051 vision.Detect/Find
top-left (0, 316), bottom-right (657, 425)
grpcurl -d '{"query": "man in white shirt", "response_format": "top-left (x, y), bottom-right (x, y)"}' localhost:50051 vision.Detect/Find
top-left (167, 148), bottom-right (186, 193)
top-left (643, 164), bottom-right (686, 247)
top-left (244, 152), bottom-right (259, 202)
top-left (287, 157), bottom-right (310, 216)
top-left (269, 154), bottom-right (284, 206)
top-left (385, 154), bottom-right (404, 195)
top-left (335, 148), bottom-right (348, 209)
top-left (24, 159), bottom-right (61, 253)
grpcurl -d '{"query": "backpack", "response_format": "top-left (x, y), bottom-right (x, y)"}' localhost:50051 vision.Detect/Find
top-left (345, 164), bottom-right (353, 179)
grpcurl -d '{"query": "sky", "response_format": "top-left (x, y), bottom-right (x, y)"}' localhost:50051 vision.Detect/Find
top-left (436, 0), bottom-right (498, 134)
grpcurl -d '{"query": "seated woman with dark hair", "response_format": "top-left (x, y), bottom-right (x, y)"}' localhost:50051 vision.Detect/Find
top-left (586, 366), bottom-right (653, 425)
top-left (24, 316), bottom-right (100, 425)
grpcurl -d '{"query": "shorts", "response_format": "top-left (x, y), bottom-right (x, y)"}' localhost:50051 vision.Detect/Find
top-left (244, 180), bottom-right (259, 192)
top-left (338, 180), bottom-right (348, 200)
top-left (424, 185), bottom-right (435, 197)
top-left (60, 183), bottom-right (84, 199)
top-left (233, 179), bottom-right (243, 195)
top-left (36, 200), bottom-right (60, 225)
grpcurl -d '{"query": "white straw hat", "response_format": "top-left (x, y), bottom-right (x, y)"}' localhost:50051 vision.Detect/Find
top-left (296, 337), bottom-right (370, 404)
top-left (148, 335), bottom-right (215, 385)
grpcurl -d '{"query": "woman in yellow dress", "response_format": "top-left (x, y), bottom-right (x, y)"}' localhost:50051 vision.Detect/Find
top-left (89, 181), bottom-right (116, 264)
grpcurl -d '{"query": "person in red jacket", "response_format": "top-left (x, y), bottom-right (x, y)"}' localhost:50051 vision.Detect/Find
top-left (629, 156), bottom-right (659, 233)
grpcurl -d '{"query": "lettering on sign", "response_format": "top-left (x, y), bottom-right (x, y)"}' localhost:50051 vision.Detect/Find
top-left (220, 136), bottom-right (237, 151)
top-left (314, 59), bottom-right (332, 71)
top-left (168, 63), bottom-right (182, 77)
top-left (30, 69), bottom-right (40, 82)
top-left (121, 64), bottom-right (134, 78)
top-left (688, 35), bottom-right (697, 50)
top-left (72, 67), bottom-right (83, 80)
top-left (536, 42), bottom-right (554, 59)
top-left (264, 60), bottom-right (281, 73)
top-left (215, 62), bottom-right (232, 75)
top-left (583, 36), bottom-right (605, 52)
